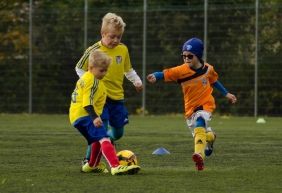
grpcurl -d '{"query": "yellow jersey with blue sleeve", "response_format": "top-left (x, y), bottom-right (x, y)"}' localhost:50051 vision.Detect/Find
top-left (76, 41), bottom-right (132, 100)
top-left (69, 71), bottom-right (107, 124)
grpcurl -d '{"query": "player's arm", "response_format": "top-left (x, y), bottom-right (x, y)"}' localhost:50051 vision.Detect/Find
top-left (84, 105), bottom-right (98, 120)
top-left (81, 77), bottom-right (97, 115)
top-left (147, 65), bottom-right (182, 83)
top-left (147, 72), bottom-right (164, 83)
top-left (75, 50), bottom-right (90, 78)
top-left (82, 78), bottom-right (103, 126)
top-left (124, 46), bottom-right (143, 92)
top-left (75, 67), bottom-right (86, 78)
top-left (212, 81), bottom-right (228, 96)
top-left (212, 81), bottom-right (237, 104)
top-left (84, 105), bottom-right (103, 127)
top-left (209, 66), bottom-right (237, 104)
top-left (125, 68), bottom-right (143, 92)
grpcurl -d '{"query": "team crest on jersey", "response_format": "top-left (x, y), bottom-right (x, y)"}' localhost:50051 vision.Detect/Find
top-left (116, 56), bottom-right (122, 64)
top-left (202, 78), bottom-right (207, 86)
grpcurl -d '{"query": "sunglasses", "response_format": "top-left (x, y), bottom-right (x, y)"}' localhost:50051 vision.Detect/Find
top-left (181, 54), bottom-right (194, 60)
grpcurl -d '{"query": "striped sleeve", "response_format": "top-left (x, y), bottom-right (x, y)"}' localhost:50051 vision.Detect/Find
top-left (82, 77), bottom-right (99, 107)
top-left (76, 43), bottom-right (100, 71)
top-left (89, 79), bottom-right (99, 105)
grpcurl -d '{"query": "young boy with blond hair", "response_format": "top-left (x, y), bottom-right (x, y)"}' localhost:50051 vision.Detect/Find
top-left (75, 12), bottom-right (143, 163)
top-left (147, 37), bottom-right (237, 171)
top-left (70, 50), bottom-right (140, 175)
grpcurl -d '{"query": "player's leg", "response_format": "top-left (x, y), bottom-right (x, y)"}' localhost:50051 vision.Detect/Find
top-left (107, 101), bottom-right (128, 141)
top-left (99, 138), bottom-right (140, 175)
top-left (82, 145), bottom-right (91, 165)
top-left (74, 117), bottom-right (108, 173)
top-left (77, 118), bottom-right (140, 175)
top-left (88, 141), bottom-right (102, 167)
top-left (83, 106), bottom-right (110, 163)
top-left (99, 138), bottom-right (119, 167)
top-left (194, 116), bottom-right (207, 157)
top-left (73, 117), bottom-right (92, 165)
top-left (107, 127), bottom-right (124, 141)
top-left (192, 116), bottom-right (207, 171)
top-left (187, 110), bottom-right (212, 171)
top-left (187, 110), bottom-right (216, 156)
top-left (81, 141), bottom-right (108, 173)
top-left (205, 127), bottom-right (216, 157)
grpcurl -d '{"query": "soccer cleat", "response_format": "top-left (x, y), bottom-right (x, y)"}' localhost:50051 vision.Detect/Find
top-left (111, 165), bottom-right (140, 175)
top-left (205, 133), bottom-right (216, 157)
top-left (81, 162), bottom-right (109, 173)
top-left (81, 163), bottom-right (94, 173)
top-left (81, 157), bottom-right (88, 166)
top-left (192, 153), bottom-right (204, 171)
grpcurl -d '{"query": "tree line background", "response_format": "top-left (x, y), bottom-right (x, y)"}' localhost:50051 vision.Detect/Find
top-left (0, 0), bottom-right (281, 116)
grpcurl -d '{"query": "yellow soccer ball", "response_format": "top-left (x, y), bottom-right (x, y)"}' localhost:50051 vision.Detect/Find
top-left (117, 150), bottom-right (138, 166)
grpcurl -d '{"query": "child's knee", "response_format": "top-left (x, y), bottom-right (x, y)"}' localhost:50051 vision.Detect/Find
top-left (108, 127), bottom-right (124, 141)
top-left (113, 128), bottom-right (124, 140)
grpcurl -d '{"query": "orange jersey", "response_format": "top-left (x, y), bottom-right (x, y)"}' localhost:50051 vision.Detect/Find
top-left (163, 63), bottom-right (218, 118)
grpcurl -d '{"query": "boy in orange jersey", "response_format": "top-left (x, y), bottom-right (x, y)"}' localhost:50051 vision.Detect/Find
top-left (147, 37), bottom-right (237, 171)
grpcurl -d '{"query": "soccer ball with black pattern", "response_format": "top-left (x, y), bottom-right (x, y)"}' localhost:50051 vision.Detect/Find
top-left (117, 150), bottom-right (138, 166)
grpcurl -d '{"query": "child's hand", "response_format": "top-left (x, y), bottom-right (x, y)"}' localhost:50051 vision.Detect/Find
top-left (134, 82), bottom-right (143, 92)
top-left (147, 74), bottom-right (156, 83)
top-left (226, 93), bottom-right (237, 104)
top-left (93, 116), bottom-right (103, 127)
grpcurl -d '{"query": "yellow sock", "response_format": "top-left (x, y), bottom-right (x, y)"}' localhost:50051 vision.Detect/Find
top-left (206, 131), bottom-right (215, 143)
top-left (194, 127), bottom-right (207, 159)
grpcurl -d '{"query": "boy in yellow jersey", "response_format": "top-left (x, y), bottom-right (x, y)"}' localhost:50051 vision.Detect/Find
top-left (70, 50), bottom-right (140, 175)
top-left (147, 38), bottom-right (237, 171)
top-left (75, 13), bottom-right (143, 163)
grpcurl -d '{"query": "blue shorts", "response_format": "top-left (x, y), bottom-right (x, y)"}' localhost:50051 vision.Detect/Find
top-left (101, 98), bottom-right (129, 129)
top-left (73, 116), bottom-right (108, 145)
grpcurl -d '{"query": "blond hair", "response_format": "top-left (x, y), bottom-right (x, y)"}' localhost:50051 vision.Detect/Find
top-left (88, 50), bottom-right (111, 69)
top-left (101, 12), bottom-right (126, 34)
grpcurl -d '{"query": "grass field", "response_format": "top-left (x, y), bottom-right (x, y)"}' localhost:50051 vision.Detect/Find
top-left (0, 114), bottom-right (282, 193)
